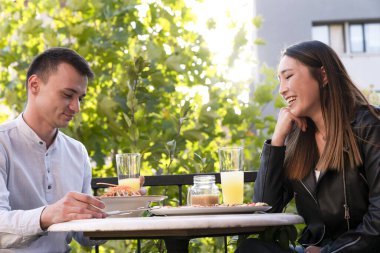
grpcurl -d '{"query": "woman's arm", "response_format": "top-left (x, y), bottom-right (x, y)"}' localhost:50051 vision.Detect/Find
top-left (253, 141), bottom-right (293, 212)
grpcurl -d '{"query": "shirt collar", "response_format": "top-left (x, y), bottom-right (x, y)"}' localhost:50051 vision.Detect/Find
top-left (15, 114), bottom-right (60, 149)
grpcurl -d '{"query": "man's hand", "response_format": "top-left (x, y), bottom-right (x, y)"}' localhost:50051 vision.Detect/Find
top-left (40, 191), bottom-right (106, 230)
top-left (305, 246), bottom-right (321, 253)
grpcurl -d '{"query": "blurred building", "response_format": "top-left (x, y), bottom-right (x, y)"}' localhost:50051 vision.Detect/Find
top-left (253, 0), bottom-right (380, 91)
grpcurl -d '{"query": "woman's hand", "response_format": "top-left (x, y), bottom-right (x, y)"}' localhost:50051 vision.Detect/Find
top-left (305, 246), bottom-right (321, 253)
top-left (271, 107), bottom-right (307, 146)
top-left (139, 176), bottom-right (147, 195)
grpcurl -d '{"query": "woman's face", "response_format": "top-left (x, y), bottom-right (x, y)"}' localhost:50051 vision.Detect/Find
top-left (277, 55), bottom-right (322, 118)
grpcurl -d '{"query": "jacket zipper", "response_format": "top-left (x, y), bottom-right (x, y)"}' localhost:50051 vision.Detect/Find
top-left (330, 236), bottom-right (361, 253)
top-left (359, 173), bottom-right (368, 185)
top-left (300, 180), bottom-right (318, 205)
top-left (301, 226), bottom-right (326, 247)
top-left (300, 180), bottom-right (326, 246)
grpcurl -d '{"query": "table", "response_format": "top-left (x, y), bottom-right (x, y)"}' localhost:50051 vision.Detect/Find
top-left (48, 213), bottom-right (304, 253)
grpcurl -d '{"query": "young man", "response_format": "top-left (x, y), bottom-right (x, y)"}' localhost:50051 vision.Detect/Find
top-left (0, 48), bottom-right (106, 252)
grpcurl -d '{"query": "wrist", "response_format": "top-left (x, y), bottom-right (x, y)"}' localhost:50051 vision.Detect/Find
top-left (271, 134), bottom-right (286, 146)
top-left (40, 206), bottom-right (51, 230)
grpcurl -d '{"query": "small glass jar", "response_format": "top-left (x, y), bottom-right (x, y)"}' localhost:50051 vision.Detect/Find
top-left (187, 175), bottom-right (219, 206)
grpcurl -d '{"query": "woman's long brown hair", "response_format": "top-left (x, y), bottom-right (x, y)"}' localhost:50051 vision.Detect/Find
top-left (283, 40), bottom-right (376, 180)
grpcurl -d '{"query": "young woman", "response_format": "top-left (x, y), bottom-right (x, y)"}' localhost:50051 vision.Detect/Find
top-left (236, 40), bottom-right (380, 253)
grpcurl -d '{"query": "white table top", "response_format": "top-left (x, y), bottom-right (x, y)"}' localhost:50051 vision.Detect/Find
top-left (48, 213), bottom-right (304, 238)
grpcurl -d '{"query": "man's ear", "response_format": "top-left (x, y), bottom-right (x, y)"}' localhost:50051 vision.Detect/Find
top-left (321, 66), bottom-right (328, 87)
top-left (27, 75), bottom-right (41, 94)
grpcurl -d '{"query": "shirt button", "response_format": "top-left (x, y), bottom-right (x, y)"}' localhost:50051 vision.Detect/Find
top-left (48, 185), bottom-right (52, 189)
top-left (39, 141), bottom-right (43, 145)
top-left (46, 153), bottom-right (49, 156)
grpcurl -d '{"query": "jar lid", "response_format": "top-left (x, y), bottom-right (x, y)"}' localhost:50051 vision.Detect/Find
top-left (193, 175), bottom-right (215, 183)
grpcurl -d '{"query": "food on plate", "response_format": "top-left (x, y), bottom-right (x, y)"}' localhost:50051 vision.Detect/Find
top-left (97, 182), bottom-right (141, 197)
top-left (241, 202), bottom-right (268, 207)
top-left (168, 202), bottom-right (269, 208)
top-left (191, 195), bottom-right (219, 206)
top-left (191, 202), bottom-right (268, 207)
top-left (149, 202), bottom-right (271, 216)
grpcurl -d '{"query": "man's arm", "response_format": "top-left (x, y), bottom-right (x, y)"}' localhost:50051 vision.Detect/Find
top-left (0, 141), bottom-right (46, 248)
top-left (0, 207), bottom-right (47, 249)
top-left (0, 143), bottom-right (105, 249)
top-left (1, 189), bottom-right (105, 249)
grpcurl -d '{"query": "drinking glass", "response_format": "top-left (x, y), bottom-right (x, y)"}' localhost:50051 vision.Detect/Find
top-left (218, 147), bottom-right (244, 205)
top-left (116, 153), bottom-right (141, 191)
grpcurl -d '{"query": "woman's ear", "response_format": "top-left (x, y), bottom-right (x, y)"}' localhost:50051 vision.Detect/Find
top-left (321, 66), bottom-right (328, 87)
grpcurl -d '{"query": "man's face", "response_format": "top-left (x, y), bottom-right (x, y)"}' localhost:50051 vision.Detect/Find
top-left (34, 63), bottom-right (88, 129)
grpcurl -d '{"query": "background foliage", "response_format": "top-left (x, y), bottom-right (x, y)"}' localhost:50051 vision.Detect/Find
top-left (0, 0), bottom-right (281, 252)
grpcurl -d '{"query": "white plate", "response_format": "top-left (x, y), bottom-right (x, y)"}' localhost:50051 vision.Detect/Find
top-left (149, 205), bottom-right (272, 216)
top-left (101, 195), bottom-right (167, 218)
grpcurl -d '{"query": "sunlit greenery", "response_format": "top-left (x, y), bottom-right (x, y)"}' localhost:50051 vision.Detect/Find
top-left (0, 0), bottom-right (281, 252)
top-left (363, 84), bottom-right (380, 106)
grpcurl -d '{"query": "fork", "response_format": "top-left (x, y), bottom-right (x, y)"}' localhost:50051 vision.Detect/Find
top-left (106, 207), bottom-right (150, 216)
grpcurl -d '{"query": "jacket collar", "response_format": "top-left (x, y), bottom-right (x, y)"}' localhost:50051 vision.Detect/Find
top-left (301, 168), bottom-right (328, 196)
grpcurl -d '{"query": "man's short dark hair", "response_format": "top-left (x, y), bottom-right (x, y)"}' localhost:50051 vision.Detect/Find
top-left (25, 47), bottom-right (94, 89)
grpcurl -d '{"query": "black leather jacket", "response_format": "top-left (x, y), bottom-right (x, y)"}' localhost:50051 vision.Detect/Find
top-left (253, 106), bottom-right (380, 253)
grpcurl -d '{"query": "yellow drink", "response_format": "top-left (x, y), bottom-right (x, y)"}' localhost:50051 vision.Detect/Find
top-left (118, 178), bottom-right (140, 192)
top-left (220, 171), bottom-right (244, 204)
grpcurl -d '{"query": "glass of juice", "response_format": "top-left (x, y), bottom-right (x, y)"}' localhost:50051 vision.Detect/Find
top-left (116, 153), bottom-right (141, 192)
top-left (218, 147), bottom-right (244, 205)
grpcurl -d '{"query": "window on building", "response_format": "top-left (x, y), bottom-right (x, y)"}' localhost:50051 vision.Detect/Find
top-left (349, 24), bottom-right (364, 52)
top-left (312, 23), bottom-right (345, 54)
top-left (330, 25), bottom-right (345, 53)
top-left (364, 23), bottom-right (380, 53)
top-left (349, 23), bottom-right (380, 53)
top-left (312, 25), bottom-right (329, 45)
top-left (313, 21), bottom-right (380, 54)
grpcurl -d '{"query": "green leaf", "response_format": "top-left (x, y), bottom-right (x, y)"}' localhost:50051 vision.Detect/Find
top-left (21, 19), bottom-right (43, 34)
top-left (194, 153), bottom-right (203, 162)
top-left (123, 113), bottom-right (132, 127)
top-left (199, 110), bottom-right (219, 123)
top-left (166, 140), bottom-right (176, 159)
top-left (128, 124), bottom-right (139, 142)
top-left (67, 0), bottom-right (89, 11)
top-left (147, 41), bottom-right (164, 60)
top-left (182, 129), bottom-right (205, 141)
top-left (135, 56), bottom-right (148, 73)
top-left (275, 94), bottom-right (286, 108)
top-left (252, 15), bottom-right (263, 28)
top-left (206, 18), bottom-right (217, 30)
top-left (165, 53), bottom-right (183, 72)
top-left (253, 85), bottom-right (274, 105)
top-left (126, 90), bottom-right (138, 110)
top-left (254, 37), bottom-right (266, 45)
top-left (98, 95), bottom-right (118, 117)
